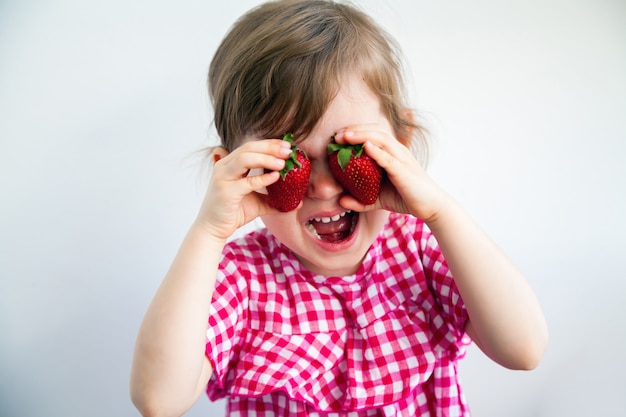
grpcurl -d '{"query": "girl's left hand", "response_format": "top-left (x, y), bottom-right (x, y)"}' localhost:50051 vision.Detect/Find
top-left (337, 126), bottom-right (549, 371)
top-left (333, 125), bottom-right (449, 222)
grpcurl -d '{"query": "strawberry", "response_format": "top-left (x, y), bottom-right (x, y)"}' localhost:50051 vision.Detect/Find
top-left (266, 133), bottom-right (311, 212)
top-left (327, 140), bottom-right (383, 205)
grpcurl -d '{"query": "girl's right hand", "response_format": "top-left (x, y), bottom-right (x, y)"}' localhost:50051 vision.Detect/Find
top-left (194, 139), bottom-right (292, 241)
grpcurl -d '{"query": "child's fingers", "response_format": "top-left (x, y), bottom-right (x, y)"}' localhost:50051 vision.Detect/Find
top-left (245, 170), bottom-right (280, 191)
top-left (198, 139), bottom-right (293, 236)
top-left (333, 123), bottom-right (382, 144)
top-left (335, 128), bottom-right (431, 216)
top-left (339, 129), bottom-right (416, 181)
top-left (335, 127), bottom-right (411, 164)
top-left (214, 140), bottom-right (289, 181)
top-left (362, 140), bottom-right (397, 171)
top-left (338, 194), bottom-right (373, 212)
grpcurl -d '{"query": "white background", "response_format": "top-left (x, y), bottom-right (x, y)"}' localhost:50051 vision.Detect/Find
top-left (1, 1), bottom-right (625, 416)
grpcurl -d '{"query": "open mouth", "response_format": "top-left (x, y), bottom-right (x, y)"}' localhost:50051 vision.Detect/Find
top-left (305, 210), bottom-right (358, 243)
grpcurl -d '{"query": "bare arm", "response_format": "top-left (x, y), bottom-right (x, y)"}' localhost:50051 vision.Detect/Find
top-left (335, 127), bottom-right (548, 370)
top-left (130, 226), bottom-right (222, 417)
top-left (130, 140), bottom-right (291, 417)
top-left (425, 197), bottom-right (548, 369)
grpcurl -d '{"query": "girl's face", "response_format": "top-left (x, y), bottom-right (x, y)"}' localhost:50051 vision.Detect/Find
top-left (260, 75), bottom-right (392, 276)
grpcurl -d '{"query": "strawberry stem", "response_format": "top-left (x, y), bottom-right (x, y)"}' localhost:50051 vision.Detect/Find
top-left (283, 133), bottom-right (295, 144)
top-left (327, 140), bottom-right (364, 171)
top-left (279, 133), bottom-right (303, 180)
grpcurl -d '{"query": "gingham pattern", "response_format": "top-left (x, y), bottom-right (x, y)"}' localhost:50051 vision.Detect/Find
top-left (205, 212), bottom-right (471, 416)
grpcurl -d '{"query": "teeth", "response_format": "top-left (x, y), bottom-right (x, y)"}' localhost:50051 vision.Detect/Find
top-left (306, 211), bottom-right (351, 240)
top-left (312, 211), bottom-right (349, 224)
top-left (306, 222), bottom-right (320, 239)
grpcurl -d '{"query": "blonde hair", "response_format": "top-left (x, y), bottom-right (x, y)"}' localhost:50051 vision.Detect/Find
top-left (208, 0), bottom-right (427, 162)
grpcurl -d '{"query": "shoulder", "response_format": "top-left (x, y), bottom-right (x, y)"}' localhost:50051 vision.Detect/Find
top-left (382, 213), bottom-right (449, 282)
top-left (221, 227), bottom-right (278, 265)
top-left (383, 212), bottom-right (435, 253)
top-left (218, 226), bottom-right (297, 288)
top-left (213, 228), bottom-right (275, 295)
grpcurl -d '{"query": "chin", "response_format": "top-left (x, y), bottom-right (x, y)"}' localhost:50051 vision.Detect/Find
top-left (263, 209), bottom-right (389, 276)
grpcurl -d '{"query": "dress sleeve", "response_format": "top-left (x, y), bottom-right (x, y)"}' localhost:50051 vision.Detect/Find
top-left (205, 245), bottom-right (249, 399)
top-left (418, 222), bottom-right (471, 352)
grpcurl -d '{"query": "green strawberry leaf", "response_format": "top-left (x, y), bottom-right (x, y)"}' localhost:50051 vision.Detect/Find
top-left (327, 142), bottom-right (343, 153)
top-left (280, 159), bottom-right (294, 179)
top-left (327, 139), bottom-right (365, 171)
top-left (291, 151), bottom-right (302, 169)
top-left (337, 148), bottom-right (353, 170)
top-left (277, 133), bottom-right (307, 179)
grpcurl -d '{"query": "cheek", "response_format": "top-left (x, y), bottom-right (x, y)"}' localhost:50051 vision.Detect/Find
top-left (364, 210), bottom-right (390, 236)
top-left (260, 213), bottom-right (300, 242)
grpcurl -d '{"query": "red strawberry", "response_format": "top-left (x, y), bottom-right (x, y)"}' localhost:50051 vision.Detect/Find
top-left (327, 141), bottom-right (383, 205)
top-left (266, 133), bottom-right (311, 212)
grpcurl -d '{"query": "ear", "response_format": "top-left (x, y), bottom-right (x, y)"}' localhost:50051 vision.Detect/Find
top-left (212, 147), bottom-right (229, 164)
top-left (396, 109), bottom-right (416, 147)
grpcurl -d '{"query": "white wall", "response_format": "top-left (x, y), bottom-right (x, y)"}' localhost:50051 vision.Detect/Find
top-left (1, 1), bottom-right (624, 416)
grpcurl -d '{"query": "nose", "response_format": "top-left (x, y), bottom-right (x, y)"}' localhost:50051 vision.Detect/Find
top-left (306, 160), bottom-right (344, 201)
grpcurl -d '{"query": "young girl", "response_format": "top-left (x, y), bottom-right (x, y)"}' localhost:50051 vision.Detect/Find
top-left (130, 1), bottom-right (548, 416)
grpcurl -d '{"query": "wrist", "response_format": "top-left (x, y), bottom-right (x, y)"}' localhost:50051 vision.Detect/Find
top-left (421, 195), bottom-right (466, 235)
top-left (409, 179), bottom-right (453, 224)
top-left (188, 220), bottom-right (229, 250)
top-left (418, 189), bottom-right (458, 228)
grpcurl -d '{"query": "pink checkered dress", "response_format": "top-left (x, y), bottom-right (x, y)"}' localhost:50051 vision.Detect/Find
top-left (205, 212), bottom-right (472, 416)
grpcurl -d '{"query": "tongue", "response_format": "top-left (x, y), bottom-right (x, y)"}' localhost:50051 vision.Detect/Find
top-left (312, 215), bottom-right (352, 242)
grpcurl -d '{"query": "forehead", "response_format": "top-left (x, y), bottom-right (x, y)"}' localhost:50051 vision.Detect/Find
top-left (306, 75), bottom-right (387, 138)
